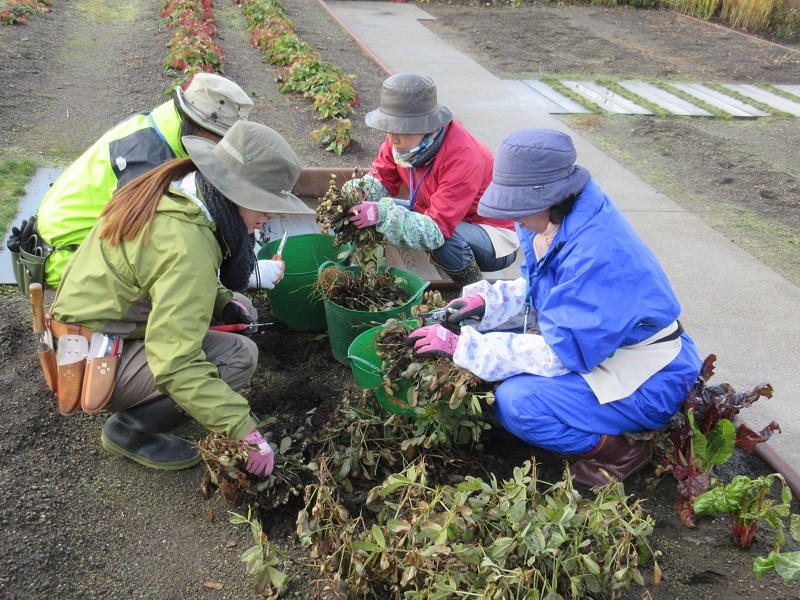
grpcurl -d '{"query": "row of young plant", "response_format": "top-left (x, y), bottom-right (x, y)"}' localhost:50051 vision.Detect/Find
top-left (235, 0), bottom-right (360, 155)
top-left (0, 0), bottom-right (51, 25)
top-left (160, 0), bottom-right (225, 86)
top-left (197, 175), bottom-right (800, 597)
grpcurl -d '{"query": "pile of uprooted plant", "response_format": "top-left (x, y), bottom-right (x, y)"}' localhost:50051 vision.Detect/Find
top-left (314, 170), bottom-right (411, 311)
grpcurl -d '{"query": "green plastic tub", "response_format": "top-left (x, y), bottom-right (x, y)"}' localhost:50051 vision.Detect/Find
top-left (347, 322), bottom-right (417, 416)
top-left (257, 234), bottom-right (351, 332)
top-left (319, 263), bottom-right (429, 366)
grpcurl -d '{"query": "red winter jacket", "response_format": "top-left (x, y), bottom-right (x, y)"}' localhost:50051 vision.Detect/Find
top-left (370, 121), bottom-right (516, 239)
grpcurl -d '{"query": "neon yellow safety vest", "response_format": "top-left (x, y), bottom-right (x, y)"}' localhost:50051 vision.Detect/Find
top-left (37, 101), bottom-right (187, 290)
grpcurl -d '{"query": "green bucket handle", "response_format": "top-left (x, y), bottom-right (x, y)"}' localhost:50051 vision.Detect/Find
top-left (318, 259), bottom-right (337, 276)
top-left (347, 353), bottom-right (385, 377)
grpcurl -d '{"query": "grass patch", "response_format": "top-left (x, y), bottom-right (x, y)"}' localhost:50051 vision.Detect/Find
top-left (0, 158), bottom-right (37, 236)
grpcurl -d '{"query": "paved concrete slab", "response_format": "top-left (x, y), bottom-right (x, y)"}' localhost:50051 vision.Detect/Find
top-left (619, 81), bottom-right (714, 116)
top-left (723, 83), bottom-right (800, 116)
top-left (776, 84), bottom-right (800, 99)
top-left (671, 83), bottom-right (770, 117)
top-left (327, 0), bottom-right (800, 470)
top-left (516, 80), bottom-right (592, 114)
top-left (563, 80), bottom-right (653, 114)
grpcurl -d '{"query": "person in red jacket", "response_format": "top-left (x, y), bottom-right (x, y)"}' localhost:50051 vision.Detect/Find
top-left (345, 73), bottom-right (519, 287)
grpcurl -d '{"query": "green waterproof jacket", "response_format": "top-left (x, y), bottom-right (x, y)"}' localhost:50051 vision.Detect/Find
top-left (51, 175), bottom-right (257, 441)
top-left (37, 101), bottom-right (187, 290)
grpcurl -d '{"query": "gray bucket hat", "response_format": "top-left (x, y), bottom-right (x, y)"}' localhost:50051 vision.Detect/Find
top-left (365, 73), bottom-right (453, 135)
top-left (176, 73), bottom-right (254, 137)
top-left (478, 129), bottom-right (591, 220)
top-left (182, 121), bottom-right (314, 215)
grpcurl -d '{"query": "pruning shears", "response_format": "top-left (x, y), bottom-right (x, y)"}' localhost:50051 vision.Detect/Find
top-left (210, 322), bottom-right (273, 333)
top-left (418, 308), bottom-right (479, 334)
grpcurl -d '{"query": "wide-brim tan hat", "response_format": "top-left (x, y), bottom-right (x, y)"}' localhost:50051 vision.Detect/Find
top-left (176, 73), bottom-right (254, 137)
top-left (365, 73), bottom-right (453, 135)
top-left (183, 121), bottom-right (314, 215)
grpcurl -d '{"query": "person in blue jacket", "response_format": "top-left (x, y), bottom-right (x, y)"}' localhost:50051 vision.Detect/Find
top-left (409, 128), bottom-right (702, 487)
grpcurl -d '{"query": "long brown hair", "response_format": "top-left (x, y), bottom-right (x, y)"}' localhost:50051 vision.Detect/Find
top-left (99, 158), bottom-right (196, 246)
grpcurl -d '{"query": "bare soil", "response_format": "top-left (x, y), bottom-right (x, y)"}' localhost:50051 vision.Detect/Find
top-left (1, 1), bottom-right (799, 599)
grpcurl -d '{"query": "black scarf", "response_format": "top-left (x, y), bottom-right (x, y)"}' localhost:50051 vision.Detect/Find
top-left (196, 173), bottom-right (256, 292)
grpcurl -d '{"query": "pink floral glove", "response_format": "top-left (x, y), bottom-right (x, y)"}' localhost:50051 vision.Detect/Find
top-left (348, 201), bottom-right (379, 229)
top-left (243, 429), bottom-right (274, 477)
top-left (445, 295), bottom-right (486, 327)
top-left (406, 324), bottom-right (459, 360)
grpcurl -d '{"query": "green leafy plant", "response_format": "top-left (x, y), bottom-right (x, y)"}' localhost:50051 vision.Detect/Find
top-left (652, 354), bottom-right (779, 527)
top-left (694, 473), bottom-right (793, 548)
top-left (754, 513), bottom-right (800, 582)
top-left (311, 119), bottom-right (353, 156)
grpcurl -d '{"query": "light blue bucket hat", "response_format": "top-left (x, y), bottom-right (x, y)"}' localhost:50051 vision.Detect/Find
top-left (478, 129), bottom-right (590, 220)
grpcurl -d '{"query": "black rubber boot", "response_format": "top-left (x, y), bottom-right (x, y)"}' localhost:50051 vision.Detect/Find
top-left (100, 398), bottom-right (201, 470)
top-left (569, 434), bottom-right (653, 488)
top-left (441, 257), bottom-right (483, 288)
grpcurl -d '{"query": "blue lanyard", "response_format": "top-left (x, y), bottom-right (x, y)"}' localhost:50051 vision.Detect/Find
top-left (148, 113), bottom-right (169, 146)
top-left (525, 241), bottom-right (565, 316)
top-left (407, 166), bottom-right (432, 210)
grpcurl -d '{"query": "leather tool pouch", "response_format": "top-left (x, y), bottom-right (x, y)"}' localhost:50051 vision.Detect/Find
top-left (38, 347), bottom-right (59, 394)
top-left (56, 334), bottom-right (89, 416)
top-left (81, 355), bottom-right (120, 414)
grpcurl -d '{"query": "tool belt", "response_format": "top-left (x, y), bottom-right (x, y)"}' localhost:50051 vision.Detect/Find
top-left (44, 315), bottom-right (122, 416)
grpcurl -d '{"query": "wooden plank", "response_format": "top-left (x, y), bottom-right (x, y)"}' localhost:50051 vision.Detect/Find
top-left (562, 81), bottom-right (652, 115)
top-left (670, 83), bottom-right (769, 118)
top-left (619, 81), bottom-right (713, 116)
top-left (723, 84), bottom-right (800, 117)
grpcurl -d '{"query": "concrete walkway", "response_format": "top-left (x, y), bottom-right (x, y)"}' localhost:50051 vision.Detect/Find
top-left (325, 2), bottom-right (800, 478)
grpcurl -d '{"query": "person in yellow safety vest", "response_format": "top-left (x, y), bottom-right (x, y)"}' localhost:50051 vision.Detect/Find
top-left (35, 72), bottom-right (254, 290)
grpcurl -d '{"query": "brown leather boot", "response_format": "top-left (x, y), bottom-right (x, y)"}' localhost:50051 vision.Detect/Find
top-left (569, 434), bottom-right (653, 488)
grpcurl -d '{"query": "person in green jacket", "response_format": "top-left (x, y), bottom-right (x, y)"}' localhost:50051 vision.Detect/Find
top-left (50, 121), bottom-right (315, 473)
top-left (35, 72), bottom-right (254, 290)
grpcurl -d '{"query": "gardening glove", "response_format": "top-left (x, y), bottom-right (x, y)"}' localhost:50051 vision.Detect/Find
top-left (220, 299), bottom-right (254, 335)
top-left (348, 201), bottom-right (379, 229)
top-left (6, 218), bottom-right (35, 253)
top-left (444, 295), bottom-right (486, 328)
top-left (248, 258), bottom-right (285, 290)
top-left (243, 429), bottom-right (274, 477)
top-left (341, 175), bottom-right (387, 204)
top-left (407, 324), bottom-right (459, 360)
